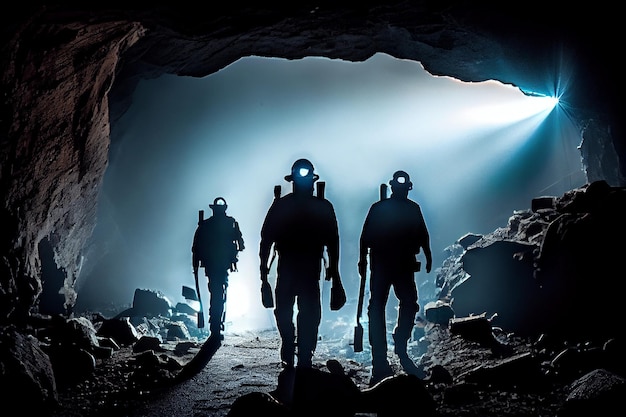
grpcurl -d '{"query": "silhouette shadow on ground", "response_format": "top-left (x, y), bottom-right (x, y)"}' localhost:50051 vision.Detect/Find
top-left (174, 335), bottom-right (222, 382)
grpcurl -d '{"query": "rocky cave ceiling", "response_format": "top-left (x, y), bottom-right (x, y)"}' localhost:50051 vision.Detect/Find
top-left (0, 2), bottom-right (623, 323)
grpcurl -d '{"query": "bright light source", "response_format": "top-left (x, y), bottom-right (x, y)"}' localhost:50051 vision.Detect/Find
top-left (547, 95), bottom-right (559, 108)
top-left (460, 88), bottom-right (558, 126)
top-left (527, 92), bottom-right (559, 111)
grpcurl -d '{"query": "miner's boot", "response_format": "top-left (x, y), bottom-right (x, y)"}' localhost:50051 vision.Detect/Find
top-left (370, 348), bottom-right (393, 386)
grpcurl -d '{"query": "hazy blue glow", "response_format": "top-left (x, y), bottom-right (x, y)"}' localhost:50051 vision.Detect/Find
top-left (79, 53), bottom-right (583, 335)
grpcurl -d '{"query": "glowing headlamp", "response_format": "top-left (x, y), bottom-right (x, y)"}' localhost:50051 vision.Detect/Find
top-left (390, 170), bottom-right (413, 190)
top-left (210, 197), bottom-right (228, 210)
top-left (285, 158), bottom-right (319, 182)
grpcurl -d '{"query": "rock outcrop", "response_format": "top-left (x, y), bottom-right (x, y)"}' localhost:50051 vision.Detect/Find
top-left (437, 181), bottom-right (625, 343)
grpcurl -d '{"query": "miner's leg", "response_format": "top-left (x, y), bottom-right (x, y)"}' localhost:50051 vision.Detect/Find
top-left (274, 284), bottom-right (296, 368)
top-left (392, 276), bottom-right (419, 374)
top-left (295, 281), bottom-right (321, 369)
top-left (368, 272), bottom-right (393, 384)
top-left (208, 275), bottom-right (226, 340)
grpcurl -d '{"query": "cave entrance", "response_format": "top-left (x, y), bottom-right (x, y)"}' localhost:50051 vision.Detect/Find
top-left (78, 53), bottom-right (585, 337)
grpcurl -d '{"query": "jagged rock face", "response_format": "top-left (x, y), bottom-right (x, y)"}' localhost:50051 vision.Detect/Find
top-left (0, 15), bottom-right (145, 322)
top-left (439, 181), bottom-right (626, 343)
top-left (0, 3), bottom-right (623, 324)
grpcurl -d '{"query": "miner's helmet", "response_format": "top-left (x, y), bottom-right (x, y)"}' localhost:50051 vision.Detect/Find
top-left (209, 197), bottom-right (228, 212)
top-left (390, 170), bottom-right (413, 190)
top-left (284, 158), bottom-right (319, 182)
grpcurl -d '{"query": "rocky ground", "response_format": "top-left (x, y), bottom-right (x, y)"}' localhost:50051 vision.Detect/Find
top-left (48, 323), bottom-right (574, 417)
top-left (38, 183), bottom-right (626, 417)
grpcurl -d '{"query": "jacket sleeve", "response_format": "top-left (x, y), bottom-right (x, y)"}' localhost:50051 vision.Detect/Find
top-left (359, 207), bottom-right (373, 262)
top-left (416, 205), bottom-right (433, 270)
top-left (259, 203), bottom-right (277, 272)
top-left (233, 219), bottom-right (245, 251)
top-left (192, 226), bottom-right (201, 269)
top-left (324, 202), bottom-right (341, 275)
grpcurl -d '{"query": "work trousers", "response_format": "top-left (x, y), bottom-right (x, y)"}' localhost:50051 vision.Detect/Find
top-left (367, 265), bottom-right (418, 367)
top-left (206, 269), bottom-right (228, 334)
top-left (274, 276), bottom-right (321, 367)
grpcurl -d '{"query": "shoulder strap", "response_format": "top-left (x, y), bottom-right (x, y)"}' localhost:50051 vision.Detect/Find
top-left (317, 181), bottom-right (325, 199)
top-left (380, 184), bottom-right (388, 201)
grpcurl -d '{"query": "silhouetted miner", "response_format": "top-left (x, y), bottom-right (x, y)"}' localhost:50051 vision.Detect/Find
top-left (192, 197), bottom-right (245, 340)
top-left (260, 158), bottom-right (345, 369)
top-left (359, 170), bottom-right (432, 384)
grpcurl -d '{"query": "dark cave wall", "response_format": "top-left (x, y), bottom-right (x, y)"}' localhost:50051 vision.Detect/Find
top-left (0, 16), bottom-right (145, 321)
top-left (0, 2), bottom-right (623, 325)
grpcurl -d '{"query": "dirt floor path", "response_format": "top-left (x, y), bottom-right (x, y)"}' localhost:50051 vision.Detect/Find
top-left (126, 330), bottom-right (373, 417)
top-left (128, 332), bottom-right (283, 416)
top-left (51, 325), bottom-right (571, 417)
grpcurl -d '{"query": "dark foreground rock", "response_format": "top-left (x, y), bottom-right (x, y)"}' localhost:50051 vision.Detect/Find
top-left (35, 320), bottom-right (624, 417)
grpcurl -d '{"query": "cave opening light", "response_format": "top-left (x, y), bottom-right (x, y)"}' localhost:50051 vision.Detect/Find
top-left (86, 54), bottom-right (585, 341)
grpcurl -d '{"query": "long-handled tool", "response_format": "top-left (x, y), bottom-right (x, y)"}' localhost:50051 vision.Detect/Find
top-left (353, 264), bottom-right (366, 352)
top-left (194, 268), bottom-right (205, 328)
top-left (193, 208), bottom-right (206, 328)
top-left (220, 281), bottom-right (227, 331)
top-left (353, 183), bottom-right (386, 352)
